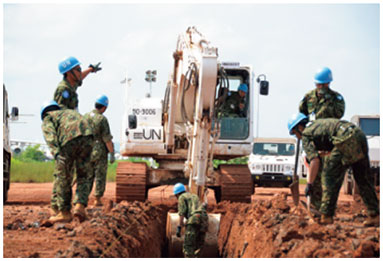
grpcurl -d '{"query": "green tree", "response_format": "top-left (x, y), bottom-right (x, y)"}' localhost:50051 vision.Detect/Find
top-left (16, 145), bottom-right (46, 162)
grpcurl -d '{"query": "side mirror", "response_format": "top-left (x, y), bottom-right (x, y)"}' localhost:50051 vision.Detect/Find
top-left (11, 107), bottom-right (19, 121)
top-left (128, 114), bottom-right (137, 129)
top-left (259, 81), bottom-right (269, 95)
top-left (257, 74), bottom-right (269, 96)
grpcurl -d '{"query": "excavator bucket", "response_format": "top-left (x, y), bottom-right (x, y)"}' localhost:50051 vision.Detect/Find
top-left (290, 138), bottom-right (301, 206)
top-left (166, 212), bottom-right (221, 257)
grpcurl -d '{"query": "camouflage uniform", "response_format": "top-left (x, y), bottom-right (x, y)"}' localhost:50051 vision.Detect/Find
top-left (54, 79), bottom-right (79, 110)
top-left (299, 88), bottom-right (345, 210)
top-left (220, 91), bottom-right (246, 117)
top-left (42, 109), bottom-right (94, 211)
top-left (52, 79), bottom-right (80, 207)
top-left (84, 109), bottom-right (113, 198)
top-left (302, 119), bottom-right (379, 217)
top-left (299, 88), bottom-right (345, 120)
top-left (178, 192), bottom-right (209, 258)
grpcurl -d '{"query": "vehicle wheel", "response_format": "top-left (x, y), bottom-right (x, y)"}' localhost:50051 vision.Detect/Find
top-left (3, 180), bottom-right (8, 203)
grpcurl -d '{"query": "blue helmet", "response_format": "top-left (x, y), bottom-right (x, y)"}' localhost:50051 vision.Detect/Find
top-left (238, 83), bottom-right (248, 93)
top-left (287, 113), bottom-right (308, 135)
top-left (173, 183), bottom-right (186, 195)
top-left (95, 95), bottom-right (109, 107)
top-left (314, 67), bottom-right (333, 84)
top-left (40, 100), bottom-right (60, 120)
top-left (58, 56), bottom-right (81, 74)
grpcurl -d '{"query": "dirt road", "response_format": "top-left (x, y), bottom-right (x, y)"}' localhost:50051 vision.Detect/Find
top-left (5, 182), bottom-right (354, 204)
top-left (3, 182), bottom-right (379, 258)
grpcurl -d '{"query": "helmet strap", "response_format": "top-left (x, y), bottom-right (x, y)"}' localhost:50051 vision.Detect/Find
top-left (69, 70), bottom-right (83, 87)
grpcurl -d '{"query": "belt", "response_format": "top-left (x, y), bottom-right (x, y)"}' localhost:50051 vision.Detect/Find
top-left (318, 150), bottom-right (331, 157)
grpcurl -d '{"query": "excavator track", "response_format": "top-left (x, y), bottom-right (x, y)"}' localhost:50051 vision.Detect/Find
top-left (116, 161), bottom-right (148, 203)
top-left (219, 164), bottom-right (254, 203)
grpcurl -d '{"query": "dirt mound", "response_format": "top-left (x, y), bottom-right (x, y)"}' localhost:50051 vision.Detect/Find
top-left (217, 192), bottom-right (380, 258)
top-left (3, 184), bottom-right (380, 258)
top-left (55, 201), bottom-right (171, 258)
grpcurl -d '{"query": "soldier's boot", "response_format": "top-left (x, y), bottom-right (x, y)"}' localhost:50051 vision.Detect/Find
top-left (73, 203), bottom-right (87, 222)
top-left (363, 215), bottom-right (380, 227)
top-left (48, 210), bottom-right (72, 223)
top-left (320, 214), bottom-right (334, 225)
top-left (94, 197), bottom-right (103, 207)
top-left (49, 206), bottom-right (59, 216)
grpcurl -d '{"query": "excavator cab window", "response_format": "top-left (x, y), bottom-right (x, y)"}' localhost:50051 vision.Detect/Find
top-left (215, 68), bottom-right (250, 140)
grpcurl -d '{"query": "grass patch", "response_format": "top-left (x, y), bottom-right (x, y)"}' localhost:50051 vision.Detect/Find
top-left (10, 158), bottom-right (154, 183)
top-left (10, 158), bottom-right (55, 183)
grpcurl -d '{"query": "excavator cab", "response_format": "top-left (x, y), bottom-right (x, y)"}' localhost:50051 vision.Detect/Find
top-left (216, 67), bottom-right (250, 140)
top-left (215, 64), bottom-right (268, 141)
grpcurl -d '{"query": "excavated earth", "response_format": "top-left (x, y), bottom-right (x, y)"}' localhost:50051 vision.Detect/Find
top-left (3, 184), bottom-right (380, 258)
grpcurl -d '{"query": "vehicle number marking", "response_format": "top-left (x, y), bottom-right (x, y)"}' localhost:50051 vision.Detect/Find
top-left (132, 108), bottom-right (156, 116)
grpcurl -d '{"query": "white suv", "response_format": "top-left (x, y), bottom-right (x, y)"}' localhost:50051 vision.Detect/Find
top-left (248, 137), bottom-right (302, 187)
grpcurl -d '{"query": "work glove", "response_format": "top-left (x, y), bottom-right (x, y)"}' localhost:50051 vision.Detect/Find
top-left (176, 226), bottom-right (182, 238)
top-left (305, 183), bottom-right (313, 197)
top-left (109, 153), bottom-right (115, 164)
top-left (89, 62), bottom-right (102, 73)
top-left (55, 154), bottom-right (66, 166)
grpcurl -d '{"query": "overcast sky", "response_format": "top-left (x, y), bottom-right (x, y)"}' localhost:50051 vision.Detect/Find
top-left (3, 3), bottom-right (380, 148)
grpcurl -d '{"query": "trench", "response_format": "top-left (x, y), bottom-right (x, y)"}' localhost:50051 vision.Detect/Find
top-left (58, 192), bottom-right (379, 258)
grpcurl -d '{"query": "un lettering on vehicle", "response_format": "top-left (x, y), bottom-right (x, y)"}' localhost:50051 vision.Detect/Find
top-left (132, 128), bottom-right (162, 142)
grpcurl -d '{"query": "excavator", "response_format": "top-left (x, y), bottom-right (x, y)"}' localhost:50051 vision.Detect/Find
top-left (117, 27), bottom-right (269, 257)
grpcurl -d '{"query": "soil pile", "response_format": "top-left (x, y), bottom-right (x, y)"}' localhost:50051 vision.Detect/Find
top-left (217, 192), bottom-right (379, 258)
top-left (3, 185), bottom-right (379, 258)
top-left (56, 201), bottom-right (171, 258)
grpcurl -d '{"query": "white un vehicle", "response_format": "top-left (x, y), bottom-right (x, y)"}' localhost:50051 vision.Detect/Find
top-left (248, 137), bottom-right (306, 187)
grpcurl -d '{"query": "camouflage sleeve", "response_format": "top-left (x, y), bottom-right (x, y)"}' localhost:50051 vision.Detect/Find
top-left (299, 95), bottom-right (308, 116)
top-left (54, 85), bottom-right (78, 110)
top-left (54, 86), bottom-right (70, 110)
top-left (41, 116), bottom-right (60, 157)
top-left (333, 94), bottom-right (345, 119)
top-left (301, 136), bottom-right (319, 162)
top-left (101, 117), bottom-right (113, 143)
top-left (316, 93), bottom-right (345, 119)
top-left (178, 195), bottom-right (188, 217)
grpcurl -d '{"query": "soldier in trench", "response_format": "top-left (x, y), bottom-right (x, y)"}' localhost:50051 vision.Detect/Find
top-left (173, 183), bottom-right (209, 257)
top-left (40, 101), bottom-right (94, 223)
top-left (287, 113), bottom-right (379, 226)
top-left (83, 95), bottom-right (115, 206)
top-left (298, 67), bottom-right (345, 214)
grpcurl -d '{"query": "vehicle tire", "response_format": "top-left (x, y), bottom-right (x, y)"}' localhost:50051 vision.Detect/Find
top-left (3, 180), bottom-right (8, 203)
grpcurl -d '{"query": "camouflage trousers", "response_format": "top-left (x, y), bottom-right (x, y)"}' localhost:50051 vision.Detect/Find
top-left (87, 147), bottom-right (108, 198)
top-left (183, 213), bottom-right (208, 258)
top-left (309, 158), bottom-right (323, 211)
top-left (51, 135), bottom-right (93, 211)
top-left (320, 130), bottom-right (379, 217)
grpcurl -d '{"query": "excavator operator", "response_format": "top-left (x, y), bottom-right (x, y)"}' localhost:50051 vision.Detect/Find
top-left (219, 83), bottom-right (248, 118)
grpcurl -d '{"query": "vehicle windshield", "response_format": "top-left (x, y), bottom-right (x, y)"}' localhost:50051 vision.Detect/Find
top-left (253, 142), bottom-right (295, 156)
top-left (359, 118), bottom-right (380, 136)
